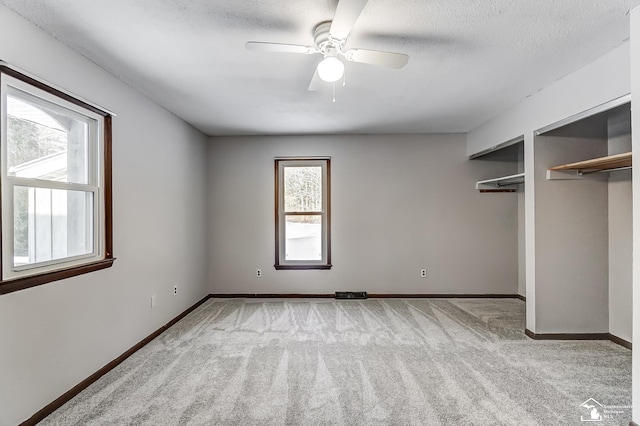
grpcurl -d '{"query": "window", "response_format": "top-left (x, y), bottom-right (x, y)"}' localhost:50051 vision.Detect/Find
top-left (275, 158), bottom-right (331, 269)
top-left (0, 65), bottom-right (114, 294)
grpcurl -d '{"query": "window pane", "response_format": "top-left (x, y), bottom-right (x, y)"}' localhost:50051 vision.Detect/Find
top-left (284, 166), bottom-right (322, 212)
top-left (285, 215), bottom-right (322, 261)
top-left (6, 93), bottom-right (90, 184)
top-left (13, 186), bottom-right (94, 267)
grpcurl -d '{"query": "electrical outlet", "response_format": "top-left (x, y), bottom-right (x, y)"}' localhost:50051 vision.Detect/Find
top-left (151, 295), bottom-right (157, 308)
top-left (420, 269), bottom-right (427, 278)
top-left (256, 269), bottom-right (262, 278)
top-left (173, 285), bottom-right (177, 296)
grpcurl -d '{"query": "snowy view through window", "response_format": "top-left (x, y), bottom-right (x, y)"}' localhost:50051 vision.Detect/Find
top-left (283, 166), bottom-right (322, 260)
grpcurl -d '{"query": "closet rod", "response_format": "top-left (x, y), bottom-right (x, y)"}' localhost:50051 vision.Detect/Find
top-left (579, 166), bottom-right (632, 176)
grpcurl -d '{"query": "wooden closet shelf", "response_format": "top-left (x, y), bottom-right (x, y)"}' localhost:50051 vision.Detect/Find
top-left (548, 152), bottom-right (631, 172)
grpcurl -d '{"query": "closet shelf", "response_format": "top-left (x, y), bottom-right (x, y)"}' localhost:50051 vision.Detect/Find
top-left (549, 152), bottom-right (631, 172)
top-left (476, 172), bottom-right (524, 192)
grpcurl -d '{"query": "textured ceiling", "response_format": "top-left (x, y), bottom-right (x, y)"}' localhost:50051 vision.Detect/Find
top-left (2, 0), bottom-right (639, 136)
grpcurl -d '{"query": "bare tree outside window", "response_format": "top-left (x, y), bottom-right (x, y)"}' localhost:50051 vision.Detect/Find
top-left (284, 166), bottom-right (322, 213)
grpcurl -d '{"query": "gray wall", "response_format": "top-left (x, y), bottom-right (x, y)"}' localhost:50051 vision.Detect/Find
top-left (632, 7), bottom-right (640, 422)
top-left (517, 152), bottom-right (526, 297)
top-left (517, 190), bottom-right (526, 297)
top-left (607, 110), bottom-right (632, 342)
top-left (0, 7), bottom-right (209, 425)
top-left (207, 134), bottom-right (519, 295)
top-left (533, 133), bottom-right (609, 333)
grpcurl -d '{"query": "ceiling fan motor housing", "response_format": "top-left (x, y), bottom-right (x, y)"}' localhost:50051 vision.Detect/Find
top-left (314, 21), bottom-right (344, 55)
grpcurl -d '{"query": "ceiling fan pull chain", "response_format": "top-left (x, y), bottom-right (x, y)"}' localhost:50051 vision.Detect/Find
top-left (343, 69), bottom-right (346, 87)
top-left (333, 83), bottom-right (336, 103)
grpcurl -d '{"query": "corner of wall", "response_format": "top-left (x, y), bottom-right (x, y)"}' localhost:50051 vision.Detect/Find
top-left (630, 5), bottom-right (640, 423)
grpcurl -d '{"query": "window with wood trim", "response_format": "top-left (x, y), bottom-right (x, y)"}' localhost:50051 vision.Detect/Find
top-left (275, 158), bottom-right (331, 270)
top-left (0, 65), bottom-right (114, 294)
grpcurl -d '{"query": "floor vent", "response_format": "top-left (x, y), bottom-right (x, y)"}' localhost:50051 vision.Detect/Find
top-left (335, 291), bottom-right (368, 300)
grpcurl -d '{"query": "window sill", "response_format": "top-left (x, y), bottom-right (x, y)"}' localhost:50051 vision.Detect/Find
top-left (0, 258), bottom-right (116, 295)
top-left (274, 264), bottom-right (332, 270)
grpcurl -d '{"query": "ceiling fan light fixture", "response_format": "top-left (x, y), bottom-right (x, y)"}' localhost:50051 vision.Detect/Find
top-left (317, 56), bottom-right (345, 83)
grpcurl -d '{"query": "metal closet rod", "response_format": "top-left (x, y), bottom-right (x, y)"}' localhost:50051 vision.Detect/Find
top-left (495, 179), bottom-right (525, 187)
top-left (579, 166), bottom-right (632, 176)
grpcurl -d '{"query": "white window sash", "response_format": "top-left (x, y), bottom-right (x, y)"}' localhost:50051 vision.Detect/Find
top-left (277, 159), bottom-right (329, 265)
top-left (1, 72), bottom-right (105, 280)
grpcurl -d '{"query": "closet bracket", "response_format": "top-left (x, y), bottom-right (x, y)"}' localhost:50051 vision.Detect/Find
top-left (546, 170), bottom-right (585, 180)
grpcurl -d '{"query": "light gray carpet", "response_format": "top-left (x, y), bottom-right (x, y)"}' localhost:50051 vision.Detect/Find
top-left (41, 298), bottom-right (632, 425)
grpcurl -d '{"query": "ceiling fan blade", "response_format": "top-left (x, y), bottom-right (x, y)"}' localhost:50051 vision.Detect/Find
top-left (245, 42), bottom-right (316, 54)
top-left (329, 0), bottom-right (368, 41)
top-left (308, 69), bottom-right (323, 91)
top-left (344, 48), bottom-right (409, 69)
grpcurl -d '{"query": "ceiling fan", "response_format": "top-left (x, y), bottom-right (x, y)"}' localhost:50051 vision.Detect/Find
top-left (245, 0), bottom-right (409, 91)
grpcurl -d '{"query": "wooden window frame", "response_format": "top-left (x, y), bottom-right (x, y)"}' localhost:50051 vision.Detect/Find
top-left (274, 157), bottom-right (331, 270)
top-left (0, 65), bottom-right (114, 295)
